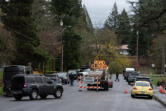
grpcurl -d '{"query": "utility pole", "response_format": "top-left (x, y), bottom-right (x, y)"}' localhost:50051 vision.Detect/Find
top-left (59, 19), bottom-right (71, 72)
top-left (136, 31), bottom-right (139, 69)
top-left (60, 20), bottom-right (64, 72)
top-left (162, 47), bottom-right (165, 74)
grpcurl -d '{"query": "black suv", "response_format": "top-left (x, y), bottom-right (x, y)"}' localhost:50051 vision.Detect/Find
top-left (3, 65), bottom-right (32, 96)
top-left (11, 74), bottom-right (63, 101)
top-left (127, 72), bottom-right (139, 85)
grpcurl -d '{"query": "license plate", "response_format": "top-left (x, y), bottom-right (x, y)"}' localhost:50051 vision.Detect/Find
top-left (13, 91), bottom-right (22, 94)
top-left (141, 91), bottom-right (144, 94)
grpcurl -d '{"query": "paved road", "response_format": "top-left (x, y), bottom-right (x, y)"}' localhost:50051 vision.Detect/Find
top-left (0, 75), bottom-right (165, 111)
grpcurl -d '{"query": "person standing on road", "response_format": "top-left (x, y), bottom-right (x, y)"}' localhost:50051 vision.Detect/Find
top-left (115, 72), bottom-right (119, 82)
top-left (69, 73), bottom-right (74, 86)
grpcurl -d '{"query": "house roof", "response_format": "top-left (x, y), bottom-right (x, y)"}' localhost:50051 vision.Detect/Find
top-left (118, 45), bottom-right (129, 50)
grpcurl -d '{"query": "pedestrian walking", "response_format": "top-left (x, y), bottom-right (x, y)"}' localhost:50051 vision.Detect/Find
top-left (115, 72), bottom-right (119, 82)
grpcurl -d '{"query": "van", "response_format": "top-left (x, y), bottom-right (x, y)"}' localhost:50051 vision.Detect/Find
top-left (123, 68), bottom-right (135, 80)
top-left (3, 65), bottom-right (32, 96)
top-left (11, 74), bottom-right (63, 101)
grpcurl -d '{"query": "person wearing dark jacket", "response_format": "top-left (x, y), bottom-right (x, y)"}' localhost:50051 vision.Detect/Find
top-left (115, 72), bottom-right (119, 82)
top-left (69, 73), bottom-right (74, 86)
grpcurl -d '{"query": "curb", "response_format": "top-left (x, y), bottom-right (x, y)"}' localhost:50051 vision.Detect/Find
top-left (153, 95), bottom-right (166, 107)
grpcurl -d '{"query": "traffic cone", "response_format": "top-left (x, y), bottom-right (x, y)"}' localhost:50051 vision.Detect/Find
top-left (159, 85), bottom-right (163, 93)
top-left (162, 90), bottom-right (166, 94)
top-left (124, 89), bottom-right (127, 94)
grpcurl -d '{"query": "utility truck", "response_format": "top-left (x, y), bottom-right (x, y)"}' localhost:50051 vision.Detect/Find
top-left (84, 60), bottom-right (112, 91)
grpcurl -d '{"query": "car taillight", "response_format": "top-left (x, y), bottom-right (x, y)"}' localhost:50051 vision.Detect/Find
top-left (24, 84), bottom-right (27, 88)
top-left (149, 88), bottom-right (153, 90)
top-left (133, 87), bottom-right (137, 90)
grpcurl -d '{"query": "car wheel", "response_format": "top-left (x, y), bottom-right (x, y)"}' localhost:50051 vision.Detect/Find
top-left (104, 84), bottom-right (109, 91)
top-left (40, 94), bottom-right (47, 99)
top-left (131, 94), bottom-right (135, 98)
top-left (14, 95), bottom-right (22, 101)
top-left (149, 96), bottom-right (153, 99)
top-left (30, 89), bottom-right (38, 100)
top-left (54, 88), bottom-right (63, 99)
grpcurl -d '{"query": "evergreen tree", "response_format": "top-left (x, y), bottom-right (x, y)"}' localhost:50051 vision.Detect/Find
top-left (50, 0), bottom-right (83, 70)
top-left (63, 28), bottom-right (82, 70)
top-left (51, 0), bottom-right (82, 26)
top-left (116, 9), bottom-right (131, 44)
top-left (128, 0), bottom-right (163, 56)
top-left (105, 2), bottom-right (118, 29)
top-left (0, 0), bottom-right (48, 66)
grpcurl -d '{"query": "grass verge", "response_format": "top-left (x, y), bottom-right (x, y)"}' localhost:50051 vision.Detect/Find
top-left (0, 87), bottom-right (2, 95)
top-left (151, 75), bottom-right (166, 86)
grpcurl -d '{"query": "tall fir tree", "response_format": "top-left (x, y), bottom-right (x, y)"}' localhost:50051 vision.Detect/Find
top-left (50, 0), bottom-right (83, 70)
top-left (116, 9), bottom-right (131, 44)
top-left (105, 2), bottom-right (118, 29)
top-left (0, 0), bottom-right (48, 66)
top-left (63, 28), bottom-right (82, 70)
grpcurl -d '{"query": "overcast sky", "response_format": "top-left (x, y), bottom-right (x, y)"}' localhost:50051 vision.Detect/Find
top-left (82, 0), bottom-right (136, 28)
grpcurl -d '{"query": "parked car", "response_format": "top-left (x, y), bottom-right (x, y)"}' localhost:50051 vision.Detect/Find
top-left (125, 71), bottom-right (134, 82)
top-left (78, 68), bottom-right (91, 77)
top-left (108, 75), bottom-right (113, 88)
top-left (131, 81), bottom-right (153, 99)
top-left (3, 65), bottom-right (32, 96)
top-left (123, 68), bottom-right (135, 79)
top-left (135, 76), bottom-right (153, 88)
top-left (127, 72), bottom-right (139, 85)
top-left (45, 74), bottom-right (62, 84)
top-left (11, 74), bottom-right (63, 101)
top-left (56, 72), bottom-right (69, 84)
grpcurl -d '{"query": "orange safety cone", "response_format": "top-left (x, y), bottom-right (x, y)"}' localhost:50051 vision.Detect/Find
top-left (124, 89), bottom-right (128, 94)
top-left (159, 85), bottom-right (163, 93)
top-left (161, 88), bottom-right (166, 94)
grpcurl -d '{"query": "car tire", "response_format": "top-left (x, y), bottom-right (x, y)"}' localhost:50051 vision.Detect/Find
top-left (105, 87), bottom-right (109, 91)
top-left (54, 88), bottom-right (63, 99)
top-left (149, 96), bottom-right (153, 99)
top-left (14, 95), bottom-right (22, 101)
top-left (131, 94), bottom-right (134, 98)
top-left (40, 94), bottom-right (47, 99)
top-left (104, 84), bottom-right (109, 91)
top-left (30, 89), bottom-right (38, 100)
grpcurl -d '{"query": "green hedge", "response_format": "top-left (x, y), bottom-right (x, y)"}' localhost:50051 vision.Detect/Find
top-left (0, 87), bottom-right (2, 95)
top-left (0, 71), bottom-right (2, 79)
top-left (151, 76), bottom-right (166, 86)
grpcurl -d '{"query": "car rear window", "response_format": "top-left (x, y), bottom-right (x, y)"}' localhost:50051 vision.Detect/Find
top-left (137, 78), bottom-right (150, 82)
top-left (12, 77), bottom-right (25, 89)
top-left (136, 82), bottom-right (150, 87)
top-left (3, 67), bottom-right (24, 80)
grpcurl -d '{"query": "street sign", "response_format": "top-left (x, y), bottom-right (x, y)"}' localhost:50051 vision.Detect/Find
top-left (91, 60), bottom-right (108, 70)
